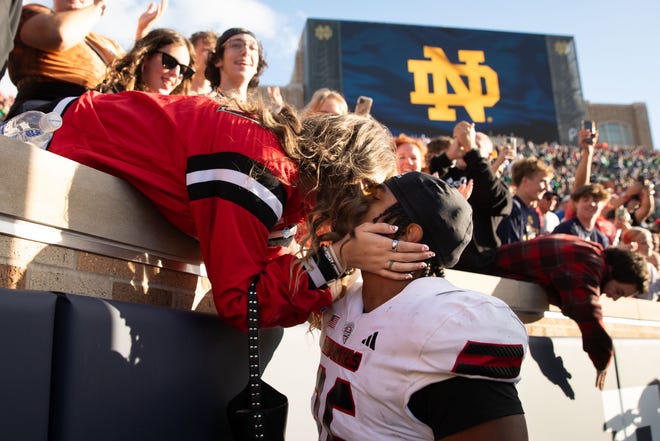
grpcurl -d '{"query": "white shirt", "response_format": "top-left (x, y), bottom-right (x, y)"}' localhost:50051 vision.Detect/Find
top-left (313, 277), bottom-right (529, 440)
top-left (540, 210), bottom-right (560, 234)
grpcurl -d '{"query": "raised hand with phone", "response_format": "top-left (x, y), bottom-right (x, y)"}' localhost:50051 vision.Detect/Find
top-left (354, 96), bottom-right (373, 116)
top-left (580, 120), bottom-right (598, 146)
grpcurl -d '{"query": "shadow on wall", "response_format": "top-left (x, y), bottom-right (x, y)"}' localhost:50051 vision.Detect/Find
top-left (8, 290), bottom-right (281, 441)
top-left (602, 379), bottom-right (660, 441)
top-left (528, 336), bottom-right (576, 400)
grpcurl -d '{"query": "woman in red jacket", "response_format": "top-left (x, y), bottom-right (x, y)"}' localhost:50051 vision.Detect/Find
top-left (47, 90), bottom-right (432, 330)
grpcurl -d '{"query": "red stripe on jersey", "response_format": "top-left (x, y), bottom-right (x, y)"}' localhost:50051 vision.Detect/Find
top-left (322, 336), bottom-right (363, 372)
top-left (452, 340), bottom-right (523, 379)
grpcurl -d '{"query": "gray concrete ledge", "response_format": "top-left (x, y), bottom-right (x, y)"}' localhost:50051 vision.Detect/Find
top-left (0, 136), bottom-right (203, 274)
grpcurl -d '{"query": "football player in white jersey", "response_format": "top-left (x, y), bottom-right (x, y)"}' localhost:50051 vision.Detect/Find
top-left (312, 172), bottom-right (529, 441)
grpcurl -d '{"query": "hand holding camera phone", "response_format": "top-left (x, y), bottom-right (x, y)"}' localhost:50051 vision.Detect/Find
top-left (355, 96), bottom-right (373, 116)
top-left (581, 120), bottom-right (596, 145)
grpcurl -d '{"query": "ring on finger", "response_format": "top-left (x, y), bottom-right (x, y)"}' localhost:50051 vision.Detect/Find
top-left (391, 239), bottom-right (399, 252)
top-left (387, 260), bottom-right (394, 271)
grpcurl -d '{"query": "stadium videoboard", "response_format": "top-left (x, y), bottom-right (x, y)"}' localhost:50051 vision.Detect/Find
top-left (303, 19), bottom-right (586, 144)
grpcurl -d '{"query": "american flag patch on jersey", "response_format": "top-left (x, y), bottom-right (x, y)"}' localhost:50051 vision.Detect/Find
top-left (328, 314), bottom-right (340, 329)
top-left (452, 340), bottom-right (524, 379)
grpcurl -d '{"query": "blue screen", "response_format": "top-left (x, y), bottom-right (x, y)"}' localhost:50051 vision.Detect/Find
top-left (339, 20), bottom-right (559, 141)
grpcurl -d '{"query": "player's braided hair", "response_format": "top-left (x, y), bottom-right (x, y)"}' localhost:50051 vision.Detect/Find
top-left (374, 202), bottom-right (444, 278)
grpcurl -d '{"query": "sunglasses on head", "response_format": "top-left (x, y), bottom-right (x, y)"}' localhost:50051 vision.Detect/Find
top-left (155, 51), bottom-right (195, 80)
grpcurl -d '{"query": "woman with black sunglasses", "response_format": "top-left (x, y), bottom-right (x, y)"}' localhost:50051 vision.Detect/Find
top-left (96, 28), bottom-right (195, 95)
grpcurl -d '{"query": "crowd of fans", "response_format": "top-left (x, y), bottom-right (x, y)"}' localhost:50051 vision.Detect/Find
top-left (502, 142), bottom-right (659, 226)
top-left (513, 140), bottom-right (659, 210)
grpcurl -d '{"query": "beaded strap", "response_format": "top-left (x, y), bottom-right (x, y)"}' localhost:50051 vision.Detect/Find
top-left (247, 277), bottom-right (265, 439)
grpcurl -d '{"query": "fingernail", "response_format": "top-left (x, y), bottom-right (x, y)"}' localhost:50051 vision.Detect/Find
top-left (421, 245), bottom-right (429, 251)
top-left (428, 252), bottom-right (435, 258)
top-left (404, 273), bottom-right (413, 280)
top-left (419, 262), bottom-right (427, 269)
top-left (391, 225), bottom-right (399, 231)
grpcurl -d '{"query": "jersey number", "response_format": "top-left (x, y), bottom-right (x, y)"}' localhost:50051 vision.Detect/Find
top-left (313, 365), bottom-right (356, 441)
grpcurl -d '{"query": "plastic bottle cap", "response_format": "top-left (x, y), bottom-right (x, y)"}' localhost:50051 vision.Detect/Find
top-left (40, 112), bottom-right (63, 133)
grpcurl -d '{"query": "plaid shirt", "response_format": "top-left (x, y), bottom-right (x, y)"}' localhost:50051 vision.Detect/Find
top-left (495, 234), bottom-right (611, 370)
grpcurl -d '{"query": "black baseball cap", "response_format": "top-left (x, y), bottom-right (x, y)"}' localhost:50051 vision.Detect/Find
top-left (217, 28), bottom-right (257, 48)
top-left (385, 172), bottom-right (473, 268)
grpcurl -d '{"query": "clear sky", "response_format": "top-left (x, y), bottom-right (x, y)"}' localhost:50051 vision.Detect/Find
top-left (3, 0), bottom-right (658, 149)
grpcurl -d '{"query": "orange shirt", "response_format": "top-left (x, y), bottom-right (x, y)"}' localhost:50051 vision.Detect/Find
top-left (8, 3), bottom-right (123, 89)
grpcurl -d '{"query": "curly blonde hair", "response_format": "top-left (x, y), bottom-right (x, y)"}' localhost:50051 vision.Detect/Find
top-left (295, 114), bottom-right (397, 251)
top-left (96, 28), bottom-right (195, 95)
top-left (226, 102), bottom-right (397, 279)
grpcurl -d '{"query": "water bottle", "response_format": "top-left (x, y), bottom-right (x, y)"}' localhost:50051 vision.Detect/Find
top-left (0, 110), bottom-right (63, 149)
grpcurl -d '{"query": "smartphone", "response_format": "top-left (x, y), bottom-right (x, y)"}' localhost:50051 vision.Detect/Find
top-left (355, 96), bottom-right (373, 116)
top-left (581, 120), bottom-right (596, 133)
top-left (580, 120), bottom-right (596, 144)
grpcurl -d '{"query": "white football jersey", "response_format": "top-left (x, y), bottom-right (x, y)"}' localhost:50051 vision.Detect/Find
top-left (312, 277), bottom-right (528, 440)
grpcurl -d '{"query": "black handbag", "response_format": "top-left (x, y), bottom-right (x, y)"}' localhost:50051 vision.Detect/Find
top-left (226, 276), bottom-right (288, 441)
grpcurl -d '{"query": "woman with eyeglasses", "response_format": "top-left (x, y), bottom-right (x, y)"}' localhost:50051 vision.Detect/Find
top-left (205, 28), bottom-right (266, 102)
top-left (96, 28), bottom-right (195, 95)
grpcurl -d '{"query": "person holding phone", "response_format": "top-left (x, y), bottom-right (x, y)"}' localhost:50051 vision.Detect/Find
top-left (581, 120), bottom-right (597, 144)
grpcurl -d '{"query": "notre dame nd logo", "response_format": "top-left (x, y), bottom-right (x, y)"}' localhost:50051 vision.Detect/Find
top-left (408, 46), bottom-right (500, 123)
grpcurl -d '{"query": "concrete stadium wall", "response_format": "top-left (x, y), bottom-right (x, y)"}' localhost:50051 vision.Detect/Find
top-left (0, 135), bottom-right (215, 313)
